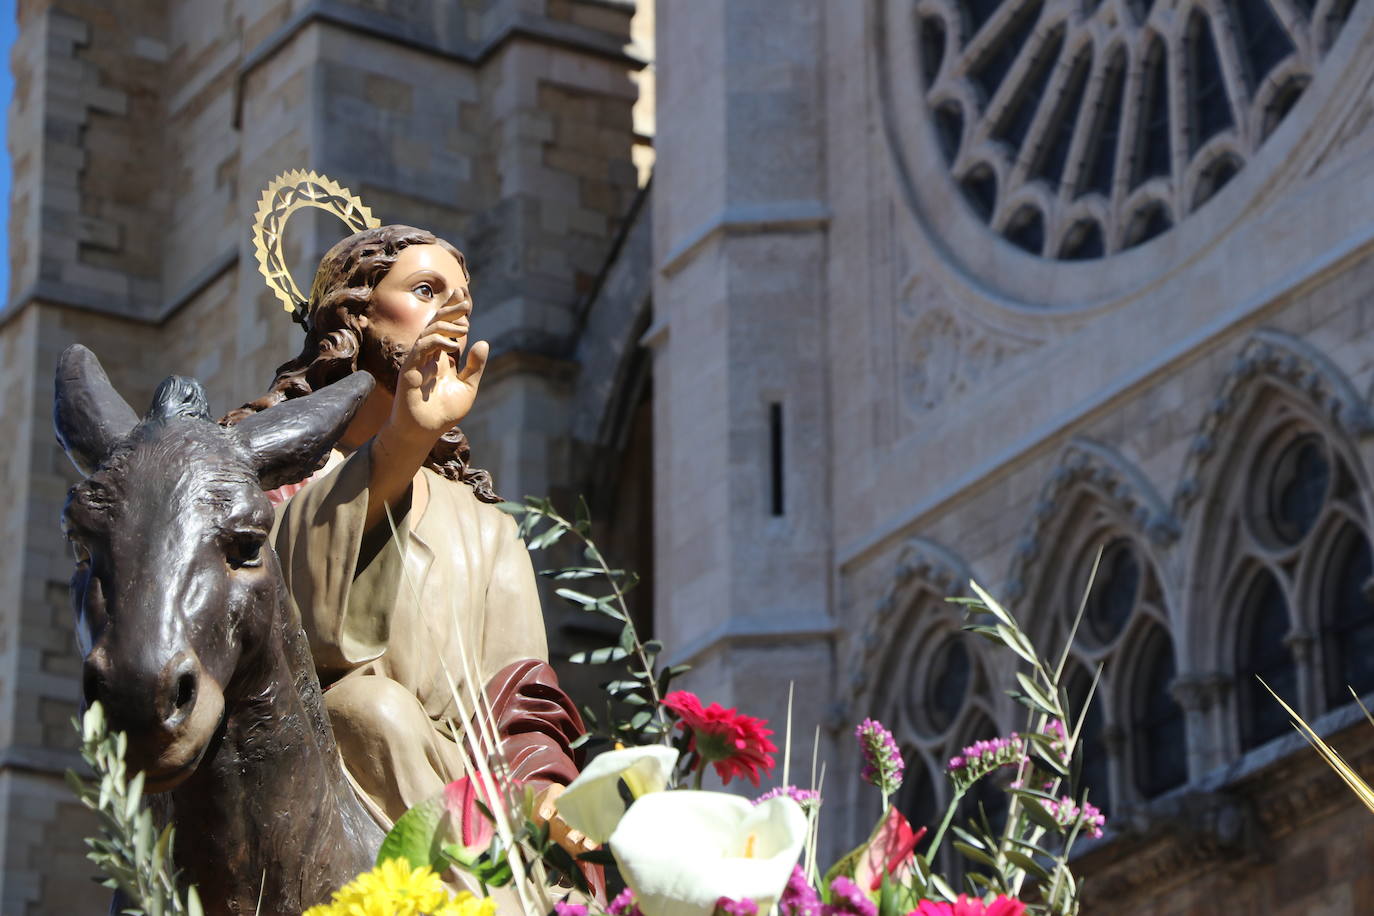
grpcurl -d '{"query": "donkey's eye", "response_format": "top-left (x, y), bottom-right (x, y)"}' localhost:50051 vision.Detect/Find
top-left (69, 539), bottom-right (91, 565)
top-left (227, 531), bottom-right (266, 570)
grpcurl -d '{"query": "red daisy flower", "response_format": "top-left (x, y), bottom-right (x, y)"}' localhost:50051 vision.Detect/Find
top-left (910, 895), bottom-right (1026, 916)
top-left (662, 690), bottom-right (778, 786)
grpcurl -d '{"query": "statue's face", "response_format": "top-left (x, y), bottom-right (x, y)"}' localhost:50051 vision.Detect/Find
top-left (362, 242), bottom-right (471, 377)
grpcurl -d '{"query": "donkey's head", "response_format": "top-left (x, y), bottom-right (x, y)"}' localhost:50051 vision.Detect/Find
top-left (53, 345), bottom-right (373, 791)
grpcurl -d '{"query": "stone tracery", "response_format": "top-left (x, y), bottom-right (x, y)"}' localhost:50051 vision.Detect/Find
top-left (911, 0), bottom-right (1360, 257)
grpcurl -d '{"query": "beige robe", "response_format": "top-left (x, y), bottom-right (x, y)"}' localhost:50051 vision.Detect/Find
top-left (273, 442), bottom-right (549, 827)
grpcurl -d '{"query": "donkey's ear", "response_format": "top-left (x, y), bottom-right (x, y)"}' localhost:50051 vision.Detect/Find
top-left (234, 371), bottom-right (375, 489)
top-left (54, 345), bottom-right (139, 475)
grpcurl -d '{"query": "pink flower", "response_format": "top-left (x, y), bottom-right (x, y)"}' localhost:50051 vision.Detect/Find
top-left (554, 903), bottom-right (589, 916)
top-left (1039, 796), bottom-right (1106, 839)
top-left (855, 719), bottom-right (904, 794)
top-left (909, 895), bottom-right (1026, 916)
top-left (441, 776), bottom-right (496, 865)
top-left (608, 888), bottom-right (643, 916)
top-left (754, 785), bottom-right (822, 812)
top-left (824, 876), bottom-right (876, 916)
top-left (945, 734), bottom-right (1026, 789)
top-left (853, 806), bottom-right (927, 892)
top-left (716, 897), bottom-right (759, 916)
top-left (779, 865), bottom-right (822, 916)
top-left (662, 691), bottom-right (778, 786)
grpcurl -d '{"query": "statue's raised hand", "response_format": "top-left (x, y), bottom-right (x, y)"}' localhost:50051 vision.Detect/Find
top-left (391, 300), bottom-right (489, 438)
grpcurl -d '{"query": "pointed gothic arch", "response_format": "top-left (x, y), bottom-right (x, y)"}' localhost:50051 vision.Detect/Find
top-left (1173, 327), bottom-right (1374, 520)
top-left (1176, 328), bottom-right (1374, 766)
top-left (1005, 436), bottom-right (1179, 613)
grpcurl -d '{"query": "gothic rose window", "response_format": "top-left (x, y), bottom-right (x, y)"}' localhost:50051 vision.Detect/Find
top-left (917, 0), bottom-right (1359, 257)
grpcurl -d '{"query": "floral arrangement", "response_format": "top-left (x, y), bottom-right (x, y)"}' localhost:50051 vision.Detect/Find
top-left (70, 497), bottom-right (1108, 916)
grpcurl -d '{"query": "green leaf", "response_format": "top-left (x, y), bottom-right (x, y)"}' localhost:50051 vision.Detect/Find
top-left (472, 855), bottom-right (514, 887)
top-left (555, 588), bottom-right (600, 609)
top-left (1013, 793), bottom-right (1064, 834)
top-left (1002, 847), bottom-right (1052, 882)
top-left (378, 795), bottom-right (445, 870)
top-left (569, 732), bottom-right (591, 749)
top-left (968, 580), bottom-right (1014, 627)
top-left (544, 567), bottom-right (600, 580)
top-left (588, 599), bottom-right (626, 621)
top-left (1029, 744), bottom-right (1070, 778)
top-left (495, 501), bottom-right (528, 517)
top-left (658, 664), bottom-right (691, 694)
top-left (953, 841), bottom-right (997, 868)
top-left (604, 680), bottom-right (641, 695)
top-left (996, 623), bottom-right (1037, 666)
top-left (928, 872), bottom-right (959, 902)
top-left (124, 772), bottom-right (144, 823)
top-left (528, 524), bottom-right (567, 550)
top-left (1014, 672), bottom-right (1059, 717)
top-left (570, 646), bottom-right (630, 665)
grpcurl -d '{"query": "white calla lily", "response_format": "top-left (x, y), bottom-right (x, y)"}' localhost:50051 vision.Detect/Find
top-left (555, 745), bottom-right (679, 844)
top-left (610, 791), bottom-right (807, 916)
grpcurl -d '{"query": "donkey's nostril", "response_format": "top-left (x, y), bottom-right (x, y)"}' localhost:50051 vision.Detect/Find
top-left (174, 671), bottom-right (196, 712)
top-left (161, 657), bottom-right (200, 730)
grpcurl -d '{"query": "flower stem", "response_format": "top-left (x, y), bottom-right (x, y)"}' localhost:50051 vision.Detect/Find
top-left (924, 788), bottom-right (965, 862)
top-left (536, 503), bottom-right (672, 745)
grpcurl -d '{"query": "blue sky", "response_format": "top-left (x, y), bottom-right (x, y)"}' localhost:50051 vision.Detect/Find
top-left (0, 0), bottom-right (13, 302)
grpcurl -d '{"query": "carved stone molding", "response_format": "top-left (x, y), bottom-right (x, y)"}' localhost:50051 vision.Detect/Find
top-left (894, 273), bottom-right (1040, 423)
top-left (1078, 716), bottom-right (1374, 907)
top-left (1004, 436), bottom-right (1179, 605)
top-left (834, 537), bottom-right (975, 725)
top-left (1170, 672), bottom-right (1231, 713)
top-left (1173, 328), bottom-right (1374, 519)
top-left (1079, 790), bottom-right (1263, 905)
top-left (897, 303), bottom-right (1038, 419)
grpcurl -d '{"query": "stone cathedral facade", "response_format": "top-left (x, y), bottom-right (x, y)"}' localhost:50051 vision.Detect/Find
top-left (4, 0), bottom-right (1374, 913)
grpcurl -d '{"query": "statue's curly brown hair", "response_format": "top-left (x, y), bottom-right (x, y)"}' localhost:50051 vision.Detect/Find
top-left (222, 224), bottom-right (498, 502)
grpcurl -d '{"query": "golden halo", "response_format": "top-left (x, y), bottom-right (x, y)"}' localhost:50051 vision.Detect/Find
top-left (252, 170), bottom-right (381, 320)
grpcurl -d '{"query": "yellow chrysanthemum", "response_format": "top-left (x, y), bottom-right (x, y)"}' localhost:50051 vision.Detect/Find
top-left (432, 891), bottom-right (498, 916)
top-left (300, 859), bottom-right (466, 916)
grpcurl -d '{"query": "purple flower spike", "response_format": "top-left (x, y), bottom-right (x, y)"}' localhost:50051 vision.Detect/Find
top-left (755, 785), bottom-right (822, 812)
top-left (945, 732), bottom-right (1028, 789)
top-left (855, 718), bottom-right (904, 795)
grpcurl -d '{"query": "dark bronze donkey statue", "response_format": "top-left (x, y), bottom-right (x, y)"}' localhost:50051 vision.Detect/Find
top-left (54, 344), bottom-right (385, 915)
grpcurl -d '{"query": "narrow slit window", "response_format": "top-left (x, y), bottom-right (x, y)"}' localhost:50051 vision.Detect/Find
top-left (770, 402), bottom-right (785, 516)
